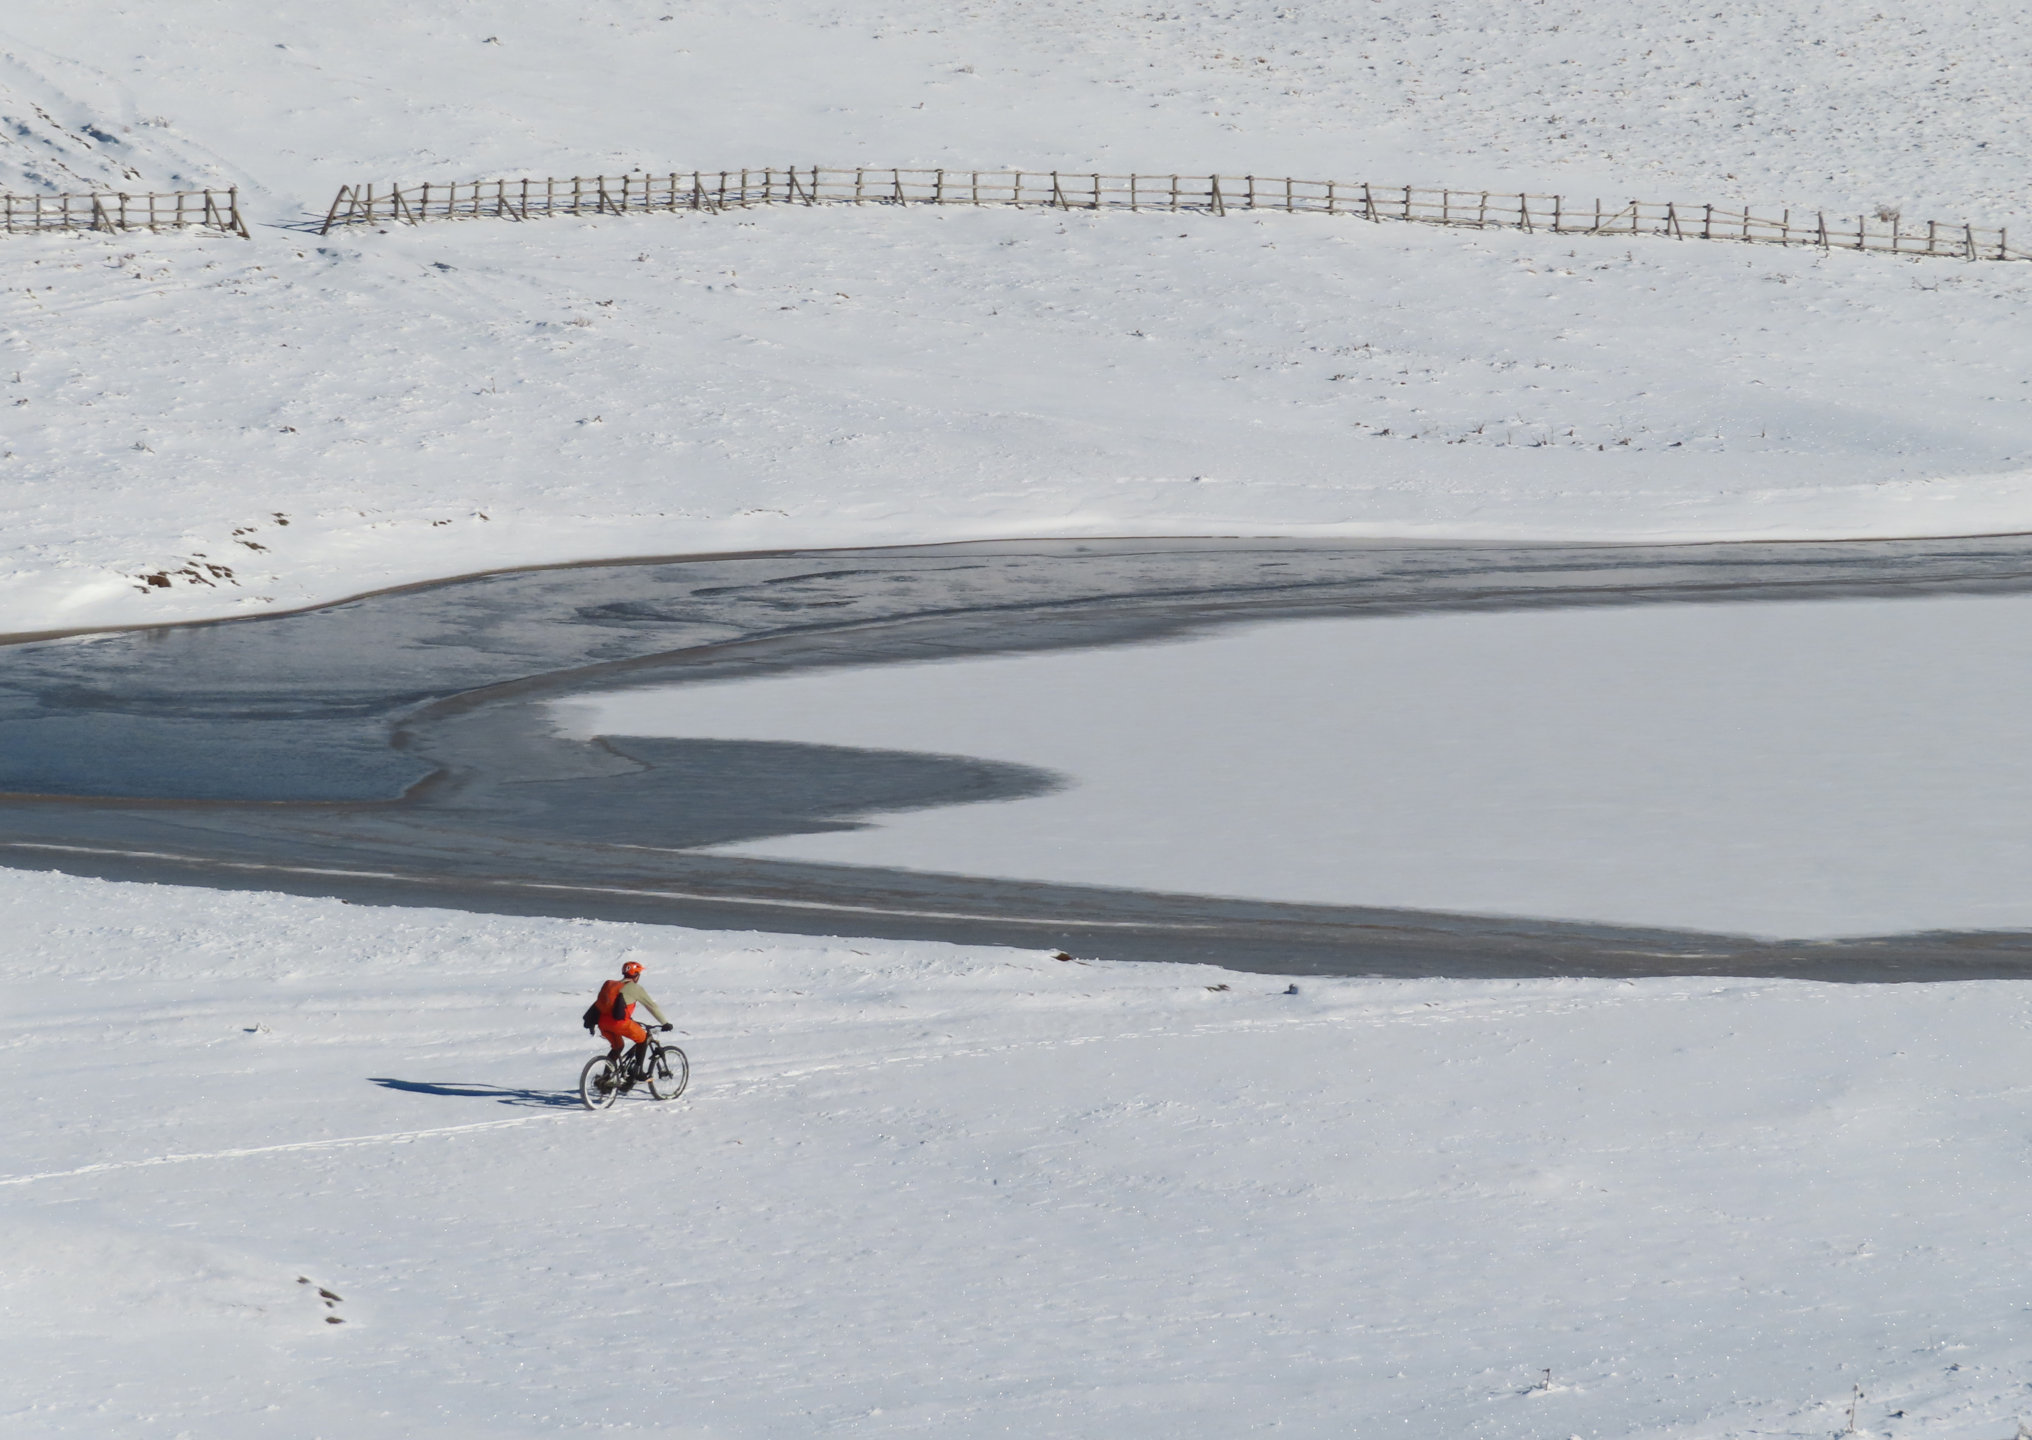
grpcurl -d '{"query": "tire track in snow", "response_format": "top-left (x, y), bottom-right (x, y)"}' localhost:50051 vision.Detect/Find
top-left (1, 980), bottom-right (1750, 1188)
top-left (0, 1113), bottom-right (569, 1188)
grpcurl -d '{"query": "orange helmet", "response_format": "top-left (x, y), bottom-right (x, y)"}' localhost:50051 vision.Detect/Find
top-left (621, 961), bottom-right (643, 980)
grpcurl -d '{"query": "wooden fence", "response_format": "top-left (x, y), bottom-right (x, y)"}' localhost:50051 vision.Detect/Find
top-left (318, 167), bottom-right (2025, 262)
top-left (0, 187), bottom-right (249, 238)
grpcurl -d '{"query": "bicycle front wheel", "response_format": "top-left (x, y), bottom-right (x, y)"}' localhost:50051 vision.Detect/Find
top-left (579, 1053), bottom-right (622, 1111)
top-left (648, 1044), bottom-right (689, 1102)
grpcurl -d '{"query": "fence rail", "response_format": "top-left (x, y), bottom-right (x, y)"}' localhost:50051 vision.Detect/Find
top-left (318, 167), bottom-right (2024, 261)
top-left (0, 187), bottom-right (249, 238)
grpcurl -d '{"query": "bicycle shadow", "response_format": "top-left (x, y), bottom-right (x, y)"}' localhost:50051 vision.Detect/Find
top-left (368, 1077), bottom-right (581, 1110)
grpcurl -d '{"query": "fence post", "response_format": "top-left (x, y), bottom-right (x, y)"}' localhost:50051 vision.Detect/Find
top-left (318, 186), bottom-right (352, 235)
top-left (1210, 175), bottom-right (1225, 216)
top-left (1170, 175), bottom-right (1179, 212)
top-left (1325, 180), bottom-right (1336, 215)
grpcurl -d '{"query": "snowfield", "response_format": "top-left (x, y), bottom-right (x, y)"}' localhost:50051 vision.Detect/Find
top-left (3, 3), bottom-right (2032, 629)
top-left (8, 867), bottom-right (2032, 1440)
top-left (9, 205), bottom-right (2032, 634)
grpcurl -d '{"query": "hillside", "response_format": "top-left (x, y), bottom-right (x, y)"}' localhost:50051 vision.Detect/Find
top-left (1, 2), bottom-right (2030, 630)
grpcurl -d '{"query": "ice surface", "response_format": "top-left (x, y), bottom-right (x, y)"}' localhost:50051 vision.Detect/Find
top-left (564, 592), bottom-right (2032, 938)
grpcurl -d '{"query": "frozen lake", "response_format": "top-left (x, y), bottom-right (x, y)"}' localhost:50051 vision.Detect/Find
top-left (561, 591), bottom-right (2032, 939)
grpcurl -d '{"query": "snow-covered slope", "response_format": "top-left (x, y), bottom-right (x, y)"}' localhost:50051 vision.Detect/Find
top-left (8, 209), bottom-right (2032, 632)
top-left (3, 3), bottom-right (2032, 629)
top-left (0, 39), bottom-right (231, 197)
top-left (9, 1), bottom-right (2030, 221)
top-left (9, 866), bottom-right (2032, 1439)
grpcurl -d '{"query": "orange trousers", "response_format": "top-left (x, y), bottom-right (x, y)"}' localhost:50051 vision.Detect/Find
top-left (598, 1018), bottom-right (648, 1055)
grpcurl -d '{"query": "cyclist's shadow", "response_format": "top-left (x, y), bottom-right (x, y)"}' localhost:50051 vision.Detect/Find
top-left (368, 1077), bottom-right (581, 1110)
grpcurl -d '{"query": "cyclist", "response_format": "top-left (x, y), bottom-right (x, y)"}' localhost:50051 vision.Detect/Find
top-left (582, 960), bottom-right (672, 1081)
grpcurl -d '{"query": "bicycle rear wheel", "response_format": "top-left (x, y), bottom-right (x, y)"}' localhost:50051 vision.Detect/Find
top-left (579, 1053), bottom-right (622, 1110)
top-left (648, 1044), bottom-right (689, 1101)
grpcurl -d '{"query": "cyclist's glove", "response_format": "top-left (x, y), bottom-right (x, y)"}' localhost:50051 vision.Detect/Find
top-left (660, 1024), bottom-right (675, 1032)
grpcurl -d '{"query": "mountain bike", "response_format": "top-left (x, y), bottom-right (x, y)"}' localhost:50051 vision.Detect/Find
top-left (579, 1031), bottom-right (689, 1110)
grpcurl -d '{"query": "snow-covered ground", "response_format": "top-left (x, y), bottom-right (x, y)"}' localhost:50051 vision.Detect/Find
top-left (11, 6), bottom-right (2032, 1434)
top-left (8, 866), bottom-right (2032, 1440)
top-left (561, 590), bottom-right (2032, 940)
top-left (4, 3), bottom-right (2032, 630)
top-left (9, 1), bottom-right (2030, 220)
